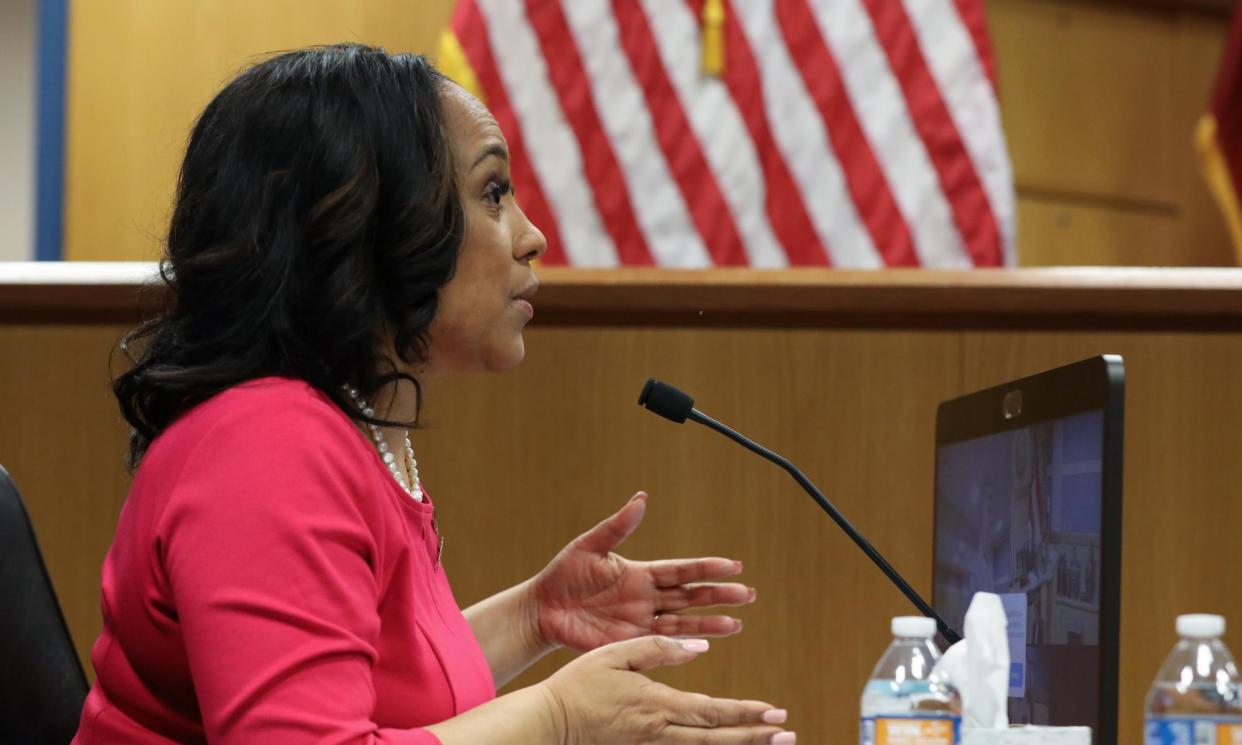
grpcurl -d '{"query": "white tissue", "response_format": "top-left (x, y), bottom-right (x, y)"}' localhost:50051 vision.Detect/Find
top-left (932, 592), bottom-right (1011, 731)
top-left (962, 726), bottom-right (1091, 745)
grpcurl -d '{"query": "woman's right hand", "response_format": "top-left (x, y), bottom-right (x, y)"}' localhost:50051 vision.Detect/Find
top-left (539, 636), bottom-right (795, 745)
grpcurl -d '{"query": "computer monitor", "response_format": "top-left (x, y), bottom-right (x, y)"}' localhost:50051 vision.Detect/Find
top-left (932, 355), bottom-right (1124, 745)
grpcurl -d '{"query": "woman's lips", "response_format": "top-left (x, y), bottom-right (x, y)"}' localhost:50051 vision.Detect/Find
top-left (514, 298), bottom-right (534, 320)
top-left (513, 279), bottom-right (538, 321)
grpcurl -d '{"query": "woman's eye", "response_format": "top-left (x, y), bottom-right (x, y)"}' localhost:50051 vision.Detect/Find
top-left (485, 179), bottom-right (512, 207)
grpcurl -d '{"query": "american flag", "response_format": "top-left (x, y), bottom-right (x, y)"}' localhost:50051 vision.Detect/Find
top-left (438, 0), bottom-right (1016, 267)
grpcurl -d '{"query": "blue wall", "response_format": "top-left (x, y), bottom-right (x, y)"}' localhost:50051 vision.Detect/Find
top-left (35, 0), bottom-right (67, 261)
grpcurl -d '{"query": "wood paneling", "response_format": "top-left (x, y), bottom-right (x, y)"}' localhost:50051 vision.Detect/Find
top-left (991, 0), bottom-right (1236, 265)
top-left (63, 0), bottom-right (457, 262)
top-left (0, 324), bottom-right (132, 667)
top-left (8, 264), bottom-right (1242, 328)
top-left (6, 272), bottom-right (1242, 741)
top-left (993, 0), bottom-right (1176, 206)
top-left (1095, 0), bottom-right (1236, 14)
top-left (1015, 194), bottom-right (1180, 266)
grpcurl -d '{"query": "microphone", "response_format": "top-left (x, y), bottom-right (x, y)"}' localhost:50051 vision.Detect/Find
top-left (638, 378), bottom-right (962, 645)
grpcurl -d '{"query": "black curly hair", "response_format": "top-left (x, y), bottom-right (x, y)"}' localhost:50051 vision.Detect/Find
top-left (114, 44), bottom-right (464, 469)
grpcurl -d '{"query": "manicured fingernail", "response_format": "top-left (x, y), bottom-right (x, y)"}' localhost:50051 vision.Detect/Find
top-left (734, 560), bottom-right (743, 571)
top-left (681, 639), bottom-right (710, 653)
top-left (733, 618), bottom-right (744, 632)
top-left (762, 709), bottom-right (788, 724)
top-left (770, 733), bottom-right (796, 744)
top-left (748, 587), bottom-right (758, 602)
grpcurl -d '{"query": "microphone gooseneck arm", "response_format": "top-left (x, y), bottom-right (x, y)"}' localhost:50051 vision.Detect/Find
top-left (688, 408), bottom-right (961, 645)
top-left (639, 378), bottom-right (960, 645)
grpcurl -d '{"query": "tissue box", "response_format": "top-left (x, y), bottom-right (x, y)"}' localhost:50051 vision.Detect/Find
top-left (963, 726), bottom-right (1091, 745)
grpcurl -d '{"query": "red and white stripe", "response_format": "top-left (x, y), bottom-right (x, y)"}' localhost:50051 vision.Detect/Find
top-left (451, 0), bottom-right (1015, 267)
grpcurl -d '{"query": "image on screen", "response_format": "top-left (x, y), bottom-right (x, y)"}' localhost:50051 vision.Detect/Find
top-left (933, 409), bottom-right (1104, 730)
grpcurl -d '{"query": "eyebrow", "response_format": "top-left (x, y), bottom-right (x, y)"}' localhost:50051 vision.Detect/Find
top-left (470, 143), bottom-right (509, 172)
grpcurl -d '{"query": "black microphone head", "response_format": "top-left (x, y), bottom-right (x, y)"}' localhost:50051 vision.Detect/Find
top-left (638, 379), bottom-right (695, 423)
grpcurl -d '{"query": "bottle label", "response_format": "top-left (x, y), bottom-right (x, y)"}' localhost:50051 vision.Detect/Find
top-left (861, 715), bottom-right (961, 745)
top-left (1145, 716), bottom-right (1242, 745)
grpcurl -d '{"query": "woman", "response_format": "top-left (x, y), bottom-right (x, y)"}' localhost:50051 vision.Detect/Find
top-left (73, 45), bottom-right (796, 744)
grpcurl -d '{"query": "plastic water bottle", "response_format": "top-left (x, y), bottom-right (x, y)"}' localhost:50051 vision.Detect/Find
top-left (861, 616), bottom-right (962, 745)
top-left (1144, 614), bottom-right (1242, 745)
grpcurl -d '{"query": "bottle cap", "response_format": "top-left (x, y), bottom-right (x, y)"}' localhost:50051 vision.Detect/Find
top-left (892, 616), bottom-right (937, 638)
top-left (1176, 614), bottom-right (1225, 639)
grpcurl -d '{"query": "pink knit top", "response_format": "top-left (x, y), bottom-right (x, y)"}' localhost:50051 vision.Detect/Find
top-left (73, 377), bottom-right (495, 744)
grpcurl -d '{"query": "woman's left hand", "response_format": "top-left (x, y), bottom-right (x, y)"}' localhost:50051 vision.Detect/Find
top-left (531, 492), bottom-right (756, 653)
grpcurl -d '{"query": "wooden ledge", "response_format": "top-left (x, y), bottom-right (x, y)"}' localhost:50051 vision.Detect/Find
top-left (530, 267), bottom-right (1242, 329)
top-left (2, 263), bottom-right (1241, 330)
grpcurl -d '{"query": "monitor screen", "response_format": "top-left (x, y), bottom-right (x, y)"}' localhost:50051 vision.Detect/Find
top-left (933, 408), bottom-right (1104, 729)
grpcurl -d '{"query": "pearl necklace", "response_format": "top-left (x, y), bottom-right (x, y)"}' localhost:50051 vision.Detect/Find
top-left (343, 385), bottom-right (422, 502)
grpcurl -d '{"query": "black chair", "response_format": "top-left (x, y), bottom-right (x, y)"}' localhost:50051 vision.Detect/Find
top-left (0, 465), bottom-right (88, 744)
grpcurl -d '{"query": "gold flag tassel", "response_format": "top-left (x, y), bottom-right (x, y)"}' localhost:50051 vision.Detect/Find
top-left (701, 0), bottom-right (725, 77)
